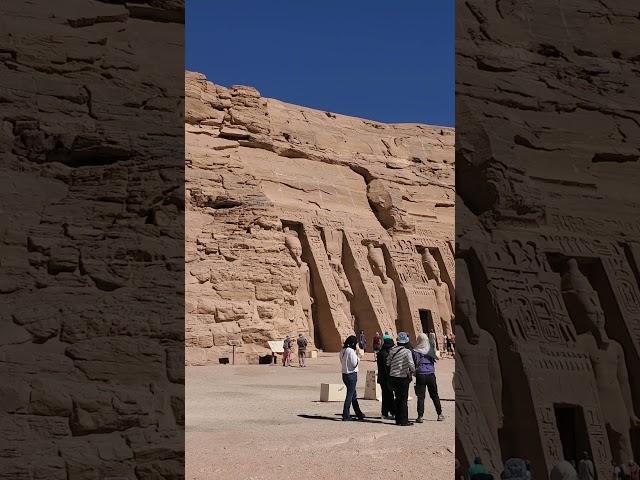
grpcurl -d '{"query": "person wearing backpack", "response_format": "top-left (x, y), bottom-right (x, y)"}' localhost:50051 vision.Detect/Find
top-left (412, 332), bottom-right (444, 422)
top-left (296, 333), bottom-right (308, 367)
top-left (339, 335), bottom-right (365, 421)
top-left (376, 336), bottom-right (396, 419)
top-left (386, 331), bottom-right (415, 426)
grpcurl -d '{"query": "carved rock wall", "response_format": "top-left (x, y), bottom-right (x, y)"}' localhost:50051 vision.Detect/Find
top-left (456, 0), bottom-right (640, 477)
top-left (186, 71), bottom-right (454, 364)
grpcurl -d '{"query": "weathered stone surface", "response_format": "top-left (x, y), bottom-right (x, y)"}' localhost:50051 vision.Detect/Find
top-left (0, 1), bottom-right (184, 478)
top-left (456, 1), bottom-right (640, 478)
top-left (187, 70), bottom-right (454, 362)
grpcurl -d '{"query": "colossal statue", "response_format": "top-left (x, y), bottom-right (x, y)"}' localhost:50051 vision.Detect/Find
top-left (367, 243), bottom-right (398, 322)
top-left (284, 227), bottom-right (315, 341)
top-left (561, 258), bottom-right (639, 464)
top-left (422, 249), bottom-right (454, 335)
top-left (456, 258), bottom-right (504, 445)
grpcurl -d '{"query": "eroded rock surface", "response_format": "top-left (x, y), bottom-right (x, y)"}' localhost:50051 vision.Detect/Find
top-left (186, 70), bottom-right (454, 364)
top-left (0, 1), bottom-right (184, 478)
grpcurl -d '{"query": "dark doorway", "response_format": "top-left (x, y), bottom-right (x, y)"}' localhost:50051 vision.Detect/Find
top-left (419, 309), bottom-right (435, 347)
top-left (554, 404), bottom-right (592, 465)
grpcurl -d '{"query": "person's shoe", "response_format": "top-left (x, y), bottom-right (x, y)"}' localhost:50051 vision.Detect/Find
top-left (415, 416), bottom-right (423, 423)
top-left (356, 415), bottom-right (365, 421)
top-left (437, 414), bottom-right (445, 421)
top-left (398, 422), bottom-right (414, 426)
top-left (342, 417), bottom-right (354, 421)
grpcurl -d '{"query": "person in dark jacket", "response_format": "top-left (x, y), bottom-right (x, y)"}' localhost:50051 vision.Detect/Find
top-left (376, 336), bottom-right (396, 419)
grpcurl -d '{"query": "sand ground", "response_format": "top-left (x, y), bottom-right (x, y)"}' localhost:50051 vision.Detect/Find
top-left (186, 353), bottom-right (455, 480)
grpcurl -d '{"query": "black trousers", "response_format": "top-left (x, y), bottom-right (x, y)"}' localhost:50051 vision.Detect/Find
top-left (380, 378), bottom-right (395, 417)
top-left (415, 373), bottom-right (442, 416)
top-left (390, 376), bottom-right (411, 424)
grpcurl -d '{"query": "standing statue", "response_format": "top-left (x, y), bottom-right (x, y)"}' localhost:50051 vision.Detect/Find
top-left (367, 243), bottom-right (398, 322)
top-left (422, 249), bottom-right (454, 335)
top-left (456, 258), bottom-right (504, 446)
top-left (322, 229), bottom-right (353, 320)
top-left (328, 253), bottom-right (353, 319)
top-left (284, 227), bottom-right (314, 342)
top-left (561, 258), bottom-right (639, 464)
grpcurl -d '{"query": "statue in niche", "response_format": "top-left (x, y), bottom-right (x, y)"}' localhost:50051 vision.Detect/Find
top-left (367, 243), bottom-right (398, 322)
top-left (284, 227), bottom-right (314, 342)
top-left (323, 229), bottom-right (353, 320)
top-left (561, 258), bottom-right (639, 464)
top-left (455, 258), bottom-right (504, 446)
top-left (328, 253), bottom-right (353, 319)
top-left (422, 249), bottom-right (454, 335)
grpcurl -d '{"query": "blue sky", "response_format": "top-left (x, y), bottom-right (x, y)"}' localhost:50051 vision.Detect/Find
top-left (186, 1), bottom-right (454, 127)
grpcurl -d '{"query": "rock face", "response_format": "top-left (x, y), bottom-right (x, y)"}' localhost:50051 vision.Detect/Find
top-left (1, 2), bottom-right (184, 479)
top-left (456, 1), bottom-right (640, 478)
top-left (186, 71), bottom-right (454, 365)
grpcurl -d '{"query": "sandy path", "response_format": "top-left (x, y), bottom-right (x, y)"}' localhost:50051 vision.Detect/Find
top-left (186, 354), bottom-right (455, 480)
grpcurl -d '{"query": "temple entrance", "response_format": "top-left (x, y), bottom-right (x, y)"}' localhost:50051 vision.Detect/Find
top-left (554, 404), bottom-right (591, 465)
top-left (419, 309), bottom-right (434, 335)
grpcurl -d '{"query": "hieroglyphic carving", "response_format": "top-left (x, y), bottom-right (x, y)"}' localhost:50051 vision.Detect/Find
top-left (455, 358), bottom-right (503, 474)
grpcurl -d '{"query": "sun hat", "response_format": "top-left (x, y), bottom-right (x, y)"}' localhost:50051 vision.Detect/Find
top-left (397, 331), bottom-right (410, 344)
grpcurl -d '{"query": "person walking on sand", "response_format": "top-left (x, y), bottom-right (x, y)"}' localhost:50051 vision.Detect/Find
top-left (386, 331), bottom-right (415, 426)
top-left (376, 335), bottom-right (396, 419)
top-left (373, 331), bottom-right (382, 354)
top-left (296, 333), bottom-right (308, 367)
top-left (282, 335), bottom-right (293, 367)
top-left (340, 335), bottom-right (365, 421)
top-left (412, 332), bottom-right (444, 423)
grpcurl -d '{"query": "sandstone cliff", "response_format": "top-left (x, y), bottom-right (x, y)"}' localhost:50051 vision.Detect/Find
top-left (186, 71), bottom-right (454, 365)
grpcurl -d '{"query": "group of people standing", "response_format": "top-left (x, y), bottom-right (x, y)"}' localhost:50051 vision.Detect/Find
top-left (281, 334), bottom-right (308, 367)
top-left (340, 330), bottom-right (444, 426)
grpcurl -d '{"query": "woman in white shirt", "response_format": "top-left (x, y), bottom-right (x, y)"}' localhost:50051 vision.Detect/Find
top-left (340, 335), bottom-right (365, 421)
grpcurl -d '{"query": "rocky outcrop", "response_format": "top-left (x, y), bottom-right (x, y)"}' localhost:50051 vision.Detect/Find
top-left (456, 1), bottom-right (640, 478)
top-left (186, 71), bottom-right (454, 365)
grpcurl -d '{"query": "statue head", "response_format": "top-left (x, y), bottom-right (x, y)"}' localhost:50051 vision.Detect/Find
top-left (421, 249), bottom-right (441, 283)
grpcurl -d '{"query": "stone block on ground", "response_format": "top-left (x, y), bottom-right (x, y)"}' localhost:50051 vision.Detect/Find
top-left (319, 383), bottom-right (347, 402)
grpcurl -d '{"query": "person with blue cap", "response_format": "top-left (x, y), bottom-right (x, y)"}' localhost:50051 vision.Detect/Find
top-left (385, 331), bottom-right (415, 426)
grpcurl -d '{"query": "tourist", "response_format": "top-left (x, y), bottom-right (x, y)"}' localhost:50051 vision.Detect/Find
top-left (449, 331), bottom-right (456, 354)
top-left (577, 451), bottom-right (595, 480)
top-left (357, 330), bottom-right (367, 351)
top-left (386, 331), bottom-right (415, 426)
top-left (339, 335), bottom-right (365, 421)
top-left (282, 335), bottom-right (292, 367)
top-left (376, 335), bottom-right (396, 420)
top-left (550, 460), bottom-right (578, 480)
top-left (373, 331), bottom-right (382, 354)
top-left (623, 461), bottom-right (640, 480)
top-left (296, 333), bottom-right (308, 367)
top-left (469, 457), bottom-right (490, 480)
top-left (445, 333), bottom-right (452, 354)
top-left (501, 458), bottom-right (528, 480)
top-left (383, 330), bottom-right (392, 340)
top-left (412, 332), bottom-right (444, 423)
top-left (430, 329), bottom-right (438, 349)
